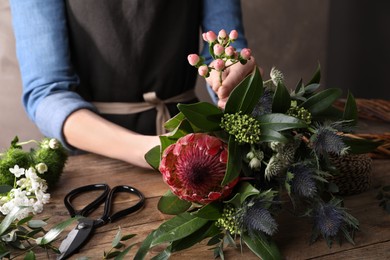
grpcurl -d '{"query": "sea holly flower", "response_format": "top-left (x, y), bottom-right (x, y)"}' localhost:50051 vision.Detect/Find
top-left (159, 133), bottom-right (238, 204)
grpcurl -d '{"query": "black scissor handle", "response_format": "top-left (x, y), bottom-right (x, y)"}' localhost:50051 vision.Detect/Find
top-left (64, 183), bottom-right (110, 217)
top-left (98, 185), bottom-right (145, 226)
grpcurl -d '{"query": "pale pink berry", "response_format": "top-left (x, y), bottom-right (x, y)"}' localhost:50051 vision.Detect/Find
top-left (198, 65), bottom-right (209, 77)
top-left (218, 29), bottom-right (227, 44)
top-left (240, 48), bottom-right (252, 60)
top-left (225, 46), bottom-right (235, 57)
top-left (213, 44), bottom-right (225, 56)
top-left (205, 31), bottom-right (217, 43)
top-left (202, 32), bottom-right (208, 42)
top-left (187, 54), bottom-right (200, 66)
top-left (229, 30), bottom-right (238, 40)
top-left (214, 59), bottom-right (225, 71)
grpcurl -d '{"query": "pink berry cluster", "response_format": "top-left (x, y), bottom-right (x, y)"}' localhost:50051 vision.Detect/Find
top-left (187, 29), bottom-right (252, 78)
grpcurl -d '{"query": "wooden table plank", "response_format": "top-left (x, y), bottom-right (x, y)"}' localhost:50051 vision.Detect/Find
top-left (29, 154), bottom-right (390, 260)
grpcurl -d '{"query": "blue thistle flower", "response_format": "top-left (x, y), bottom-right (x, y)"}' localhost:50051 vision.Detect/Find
top-left (252, 88), bottom-right (273, 117)
top-left (311, 126), bottom-right (347, 156)
top-left (313, 202), bottom-right (344, 237)
top-left (289, 164), bottom-right (317, 198)
top-left (241, 200), bottom-right (278, 236)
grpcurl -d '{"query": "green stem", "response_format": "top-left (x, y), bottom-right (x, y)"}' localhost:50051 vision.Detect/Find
top-left (16, 140), bottom-right (39, 146)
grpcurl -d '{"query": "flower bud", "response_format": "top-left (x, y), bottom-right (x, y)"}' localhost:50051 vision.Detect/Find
top-left (218, 29), bottom-right (227, 39)
top-left (249, 157), bottom-right (261, 170)
top-left (229, 30), bottom-right (238, 40)
top-left (198, 65), bottom-right (209, 77)
top-left (213, 59), bottom-right (225, 71)
top-left (187, 54), bottom-right (200, 66)
top-left (202, 32), bottom-right (208, 42)
top-left (213, 44), bottom-right (224, 56)
top-left (206, 31), bottom-right (217, 43)
top-left (49, 138), bottom-right (59, 149)
top-left (240, 48), bottom-right (252, 60)
top-left (35, 163), bottom-right (48, 174)
top-left (225, 46), bottom-right (235, 57)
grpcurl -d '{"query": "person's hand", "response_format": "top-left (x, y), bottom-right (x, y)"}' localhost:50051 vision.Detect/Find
top-left (206, 56), bottom-right (258, 109)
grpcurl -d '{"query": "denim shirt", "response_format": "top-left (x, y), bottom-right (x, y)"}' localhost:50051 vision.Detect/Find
top-left (9, 0), bottom-right (247, 147)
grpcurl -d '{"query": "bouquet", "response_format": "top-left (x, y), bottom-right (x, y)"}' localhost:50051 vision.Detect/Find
top-left (135, 30), bottom-right (377, 259)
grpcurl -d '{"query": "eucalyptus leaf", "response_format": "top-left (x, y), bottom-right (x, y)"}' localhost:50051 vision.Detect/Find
top-left (225, 66), bottom-right (263, 114)
top-left (221, 136), bottom-right (242, 186)
top-left (178, 102), bottom-right (223, 131)
top-left (157, 190), bottom-right (191, 215)
top-left (27, 219), bottom-right (47, 229)
top-left (242, 232), bottom-right (282, 260)
top-left (300, 88), bottom-right (342, 115)
top-left (272, 82), bottom-right (291, 113)
top-left (144, 145), bottom-right (160, 170)
top-left (150, 212), bottom-right (209, 247)
top-left (36, 217), bottom-right (79, 245)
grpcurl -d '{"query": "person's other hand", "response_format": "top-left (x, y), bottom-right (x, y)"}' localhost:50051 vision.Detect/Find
top-left (206, 56), bottom-right (259, 109)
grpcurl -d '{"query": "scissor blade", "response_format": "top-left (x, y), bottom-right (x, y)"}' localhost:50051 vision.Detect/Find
top-left (57, 218), bottom-right (95, 260)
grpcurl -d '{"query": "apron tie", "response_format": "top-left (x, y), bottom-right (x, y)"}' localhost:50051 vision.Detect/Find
top-left (92, 89), bottom-right (196, 134)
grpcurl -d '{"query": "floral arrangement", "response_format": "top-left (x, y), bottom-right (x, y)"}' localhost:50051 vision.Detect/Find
top-left (0, 136), bottom-right (68, 258)
top-left (135, 29), bottom-right (378, 259)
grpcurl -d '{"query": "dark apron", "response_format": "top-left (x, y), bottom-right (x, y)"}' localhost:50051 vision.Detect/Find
top-left (65, 0), bottom-right (201, 134)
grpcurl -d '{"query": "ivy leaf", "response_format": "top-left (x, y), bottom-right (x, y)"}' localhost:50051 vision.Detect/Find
top-left (272, 82), bottom-right (291, 113)
top-left (157, 190), bottom-right (191, 215)
top-left (225, 66), bottom-right (263, 114)
top-left (178, 102), bottom-right (223, 131)
top-left (150, 212), bottom-right (209, 247)
top-left (221, 136), bottom-right (242, 186)
top-left (300, 88), bottom-right (342, 115)
top-left (242, 232), bottom-right (282, 260)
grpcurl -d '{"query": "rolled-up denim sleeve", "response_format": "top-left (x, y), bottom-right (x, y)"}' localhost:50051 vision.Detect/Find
top-left (201, 0), bottom-right (248, 103)
top-left (9, 0), bottom-right (95, 146)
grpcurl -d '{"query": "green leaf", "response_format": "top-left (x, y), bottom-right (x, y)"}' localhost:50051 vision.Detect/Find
top-left (0, 185), bottom-right (12, 194)
top-left (144, 145), bottom-right (161, 170)
top-left (343, 91), bottom-right (358, 125)
top-left (225, 182), bottom-right (260, 207)
top-left (151, 249), bottom-right (171, 260)
top-left (134, 230), bottom-right (159, 260)
top-left (242, 232), bottom-right (282, 260)
top-left (221, 136), bottom-right (242, 186)
top-left (0, 206), bottom-right (24, 235)
top-left (167, 119), bottom-right (193, 140)
top-left (164, 112), bottom-right (185, 131)
top-left (114, 244), bottom-right (136, 260)
top-left (301, 88), bottom-right (342, 115)
top-left (23, 250), bottom-right (35, 260)
top-left (36, 217), bottom-right (79, 245)
top-left (193, 203), bottom-right (223, 220)
top-left (259, 128), bottom-right (288, 143)
top-left (225, 66), bottom-right (263, 114)
top-left (27, 219), bottom-right (47, 229)
top-left (105, 251), bottom-right (121, 259)
top-left (304, 83), bottom-right (321, 95)
top-left (112, 228), bottom-right (122, 248)
top-left (157, 190), bottom-right (192, 215)
top-left (258, 113), bottom-right (307, 131)
top-left (150, 213), bottom-right (209, 247)
top-left (342, 136), bottom-right (382, 154)
top-left (272, 82), bottom-right (291, 113)
top-left (160, 136), bottom-right (176, 153)
top-left (306, 63), bottom-right (321, 85)
top-left (178, 102), bottom-right (223, 131)
top-left (121, 234), bottom-right (136, 241)
top-left (17, 215), bottom-right (33, 226)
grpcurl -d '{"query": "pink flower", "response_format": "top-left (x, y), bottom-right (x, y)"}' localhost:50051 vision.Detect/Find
top-left (198, 65), bottom-right (209, 77)
top-left (187, 54), bottom-right (200, 66)
top-left (229, 30), bottom-right (238, 41)
top-left (225, 46), bottom-right (235, 57)
top-left (213, 59), bottom-right (225, 71)
top-left (240, 48), bottom-right (252, 60)
top-left (218, 29), bottom-right (227, 39)
top-left (213, 44), bottom-right (225, 56)
top-left (205, 31), bottom-right (217, 43)
top-left (159, 133), bottom-right (238, 204)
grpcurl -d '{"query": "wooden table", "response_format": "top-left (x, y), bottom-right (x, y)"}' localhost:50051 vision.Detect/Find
top-left (31, 151), bottom-right (390, 260)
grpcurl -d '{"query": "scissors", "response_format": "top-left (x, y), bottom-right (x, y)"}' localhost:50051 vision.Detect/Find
top-left (57, 183), bottom-right (145, 260)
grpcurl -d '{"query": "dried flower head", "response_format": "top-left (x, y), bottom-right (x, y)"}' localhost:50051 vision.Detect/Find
top-left (241, 199), bottom-right (278, 236)
top-left (289, 164), bottom-right (317, 198)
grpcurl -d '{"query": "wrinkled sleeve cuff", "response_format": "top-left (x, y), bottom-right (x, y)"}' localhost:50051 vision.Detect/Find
top-left (34, 91), bottom-right (97, 150)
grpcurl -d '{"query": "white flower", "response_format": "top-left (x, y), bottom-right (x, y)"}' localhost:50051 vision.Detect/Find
top-left (249, 157), bottom-right (262, 170)
top-left (270, 67), bottom-right (284, 86)
top-left (35, 162), bottom-right (48, 174)
top-left (49, 138), bottom-right (59, 149)
top-left (9, 165), bottom-right (25, 178)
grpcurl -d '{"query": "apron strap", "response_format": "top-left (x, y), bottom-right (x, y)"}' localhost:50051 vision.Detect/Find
top-left (92, 89), bottom-right (196, 134)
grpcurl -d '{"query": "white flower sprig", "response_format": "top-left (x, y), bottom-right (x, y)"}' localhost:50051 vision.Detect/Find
top-left (0, 164), bottom-right (50, 220)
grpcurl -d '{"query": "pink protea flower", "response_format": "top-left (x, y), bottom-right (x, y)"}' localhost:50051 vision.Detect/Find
top-left (187, 54), bottom-right (200, 66)
top-left (159, 133), bottom-right (238, 204)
